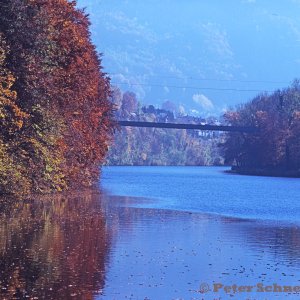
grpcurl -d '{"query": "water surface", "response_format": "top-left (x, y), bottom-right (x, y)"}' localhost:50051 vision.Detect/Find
top-left (101, 166), bottom-right (300, 222)
top-left (0, 167), bottom-right (300, 299)
top-left (99, 166), bottom-right (300, 299)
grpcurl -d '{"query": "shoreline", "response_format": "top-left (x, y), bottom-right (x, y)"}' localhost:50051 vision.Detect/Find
top-left (105, 164), bottom-right (300, 178)
top-left (226, 167), bottom-right (300, 178)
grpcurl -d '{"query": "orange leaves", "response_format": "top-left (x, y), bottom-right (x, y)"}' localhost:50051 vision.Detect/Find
top-left (38, 0), bottom-right (114, 188)
top-left (0, 0), bottom-right (114, 195)
top-left (0, 37), bottom-right (28, 136)
top-left (223, 111), bottom-right (240, 123)
top-left (0, 0), bottom-right (113, 196)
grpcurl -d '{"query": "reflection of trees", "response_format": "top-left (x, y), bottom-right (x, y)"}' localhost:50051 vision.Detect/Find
top-left (220, 217), bottom-right (300, 266)
top-left (0, 191), bottom-right (111, 299)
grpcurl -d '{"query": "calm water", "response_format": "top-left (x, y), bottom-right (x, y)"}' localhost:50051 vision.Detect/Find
top-left (0, 167), bottom-right (300, 299)
top-left (101, 166), bottom-right (300, 222)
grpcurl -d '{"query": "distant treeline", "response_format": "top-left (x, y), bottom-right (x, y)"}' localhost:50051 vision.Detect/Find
top-left (221, 80), bottom-right (300, 177)
top-left (0, 1), bottom-right (114, 196)
top-left (106, 87), bottom-right (224, 166)
top-left (108, 82), bottom-right (300, 174)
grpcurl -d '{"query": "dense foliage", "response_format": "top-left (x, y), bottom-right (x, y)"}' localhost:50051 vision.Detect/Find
top-left (106, 87), bottom-right (224, 166)
top-left (222, 81), bottom-right (300, 176)
top-left (0, 0), bottom-right (114, 196)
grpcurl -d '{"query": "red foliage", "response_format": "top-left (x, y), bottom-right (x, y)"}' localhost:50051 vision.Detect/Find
top-left (222, 84), bottom-right (300, 171)
top-left (0, 0), bottom-right (115, 194)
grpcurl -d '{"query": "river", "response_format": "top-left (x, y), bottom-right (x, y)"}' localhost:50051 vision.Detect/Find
top-left (101, 166), bottom-right (300, 222)
top-left (0, 166), bottom-right (299, 299)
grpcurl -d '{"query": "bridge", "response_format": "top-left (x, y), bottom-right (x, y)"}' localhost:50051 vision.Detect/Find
top-left (118, 121), bottom-right (258, 133)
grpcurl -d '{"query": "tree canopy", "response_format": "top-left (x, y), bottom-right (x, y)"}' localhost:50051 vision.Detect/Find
top-left (222, 81), bottom-right (300, 175)
top-left (0, 0), bottom-right (114, 196)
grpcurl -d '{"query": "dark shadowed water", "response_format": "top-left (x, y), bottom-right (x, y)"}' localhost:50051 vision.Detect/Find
top-left (0, 167), bottom-right (300, 299)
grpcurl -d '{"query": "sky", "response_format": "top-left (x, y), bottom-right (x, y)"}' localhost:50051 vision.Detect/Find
top-left (77, 0), bottom-right (300, 116)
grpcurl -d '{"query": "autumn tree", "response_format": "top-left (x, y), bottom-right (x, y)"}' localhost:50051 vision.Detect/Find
top-left (221, 81), bottom-right (300, 174)
top-left (121, 91), bottom-right (138, 116)
top-left (38, 0), bottom-right (114, 187)
top-left (107, 102), bottom-right (223, 166)
top-left (0, 0), bottom-right (114, 196)
top-left (0, 34), bottom-right (31, 194)
top-left (111, 86), bottom-right (123, 111)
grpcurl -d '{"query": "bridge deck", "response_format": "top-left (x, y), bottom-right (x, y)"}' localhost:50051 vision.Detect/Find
top-left (118, 121), bottom-right (257, 133)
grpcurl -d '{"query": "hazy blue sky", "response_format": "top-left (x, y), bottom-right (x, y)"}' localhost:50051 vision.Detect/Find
top-left (78, 0), bottom-right (300, 116)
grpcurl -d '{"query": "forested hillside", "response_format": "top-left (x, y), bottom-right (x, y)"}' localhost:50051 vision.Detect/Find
top-left (106, 87), bottom-right (224, 166)
top-left (222, 80), bottom-right (300, 176)
top-left (0, 0), bottom-right (114, 196)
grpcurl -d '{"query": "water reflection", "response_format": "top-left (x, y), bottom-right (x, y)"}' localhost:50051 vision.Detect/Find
top-left (99, 195), bottom-right (300, 299)
top-left (222, 218), bottom-right (300, 266)
top-left (0, 191), bottom-right (111, 299)
top-left (1, 190), bottom-right (300, 299)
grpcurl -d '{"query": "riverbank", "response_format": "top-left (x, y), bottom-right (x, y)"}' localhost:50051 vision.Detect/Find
top-left (227, 166), bottom-right (300, 178)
